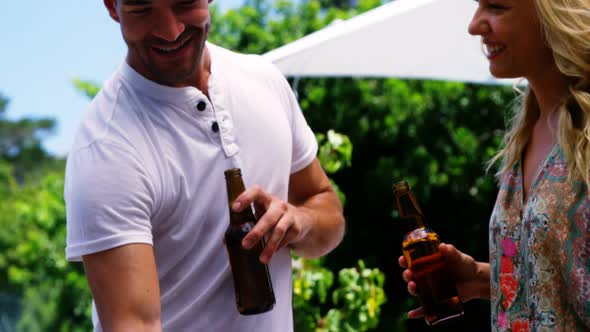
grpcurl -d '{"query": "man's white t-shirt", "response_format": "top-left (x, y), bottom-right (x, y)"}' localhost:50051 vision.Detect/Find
top-left (64, 43), bottom-right (318, 331)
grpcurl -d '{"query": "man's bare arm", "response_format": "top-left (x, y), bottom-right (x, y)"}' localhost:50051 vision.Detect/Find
top-left (82, 243), bottom-right (161, 332)
top-left (287, 159), bottom-right (346, 258)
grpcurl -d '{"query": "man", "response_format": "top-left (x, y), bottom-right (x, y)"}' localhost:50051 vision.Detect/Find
top-left (64, 0), bottom-right (345, 331)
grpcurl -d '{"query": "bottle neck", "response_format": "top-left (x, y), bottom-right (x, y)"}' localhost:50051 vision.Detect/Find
top-left (400, 215), bottom-right (426, 234)
top-left (394, 184), bottom-right (427, 233)
top-left (225, 175), bottom-right (246, 206)
top-left (225, 170), bottom-right (256, 225)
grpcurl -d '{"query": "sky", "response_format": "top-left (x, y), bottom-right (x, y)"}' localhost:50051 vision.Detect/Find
top-left (0, 1), bottom-right (243, 157)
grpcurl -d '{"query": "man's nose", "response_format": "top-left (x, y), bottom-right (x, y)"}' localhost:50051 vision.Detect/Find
top-left (153, 10), bottom-right (185, 42)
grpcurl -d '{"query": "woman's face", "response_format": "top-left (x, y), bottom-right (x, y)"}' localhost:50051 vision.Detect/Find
top-left (468, 0), bottom-right (555, 82)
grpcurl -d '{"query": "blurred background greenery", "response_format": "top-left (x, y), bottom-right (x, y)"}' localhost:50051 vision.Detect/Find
top-left (0, 0), bottom-right (517, 331)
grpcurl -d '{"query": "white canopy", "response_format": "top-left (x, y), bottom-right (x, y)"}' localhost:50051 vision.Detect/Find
top-left (263, 0), bottom-right (518, 85)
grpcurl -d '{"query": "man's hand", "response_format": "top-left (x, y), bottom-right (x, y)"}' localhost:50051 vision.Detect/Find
top-left (232, 187), bottom-right (312, 264)
top-left (232, 159), bottom-right (345, 263)
top-left (398, 243), bottom-right (490, 319)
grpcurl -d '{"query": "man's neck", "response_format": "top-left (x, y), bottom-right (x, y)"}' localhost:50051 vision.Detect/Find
top-left (197, 45), bottom-right (212, 96)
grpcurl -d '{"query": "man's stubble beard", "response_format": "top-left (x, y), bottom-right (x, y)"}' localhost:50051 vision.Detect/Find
top-left (134, 26), bottom-right (209, 87)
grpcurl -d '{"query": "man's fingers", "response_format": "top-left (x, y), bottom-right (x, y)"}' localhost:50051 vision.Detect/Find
top-left (253, 201), bottom-right (266, 220)
top-left (258, 219), bottom-right (290, 264)
top-left (233, 185), bottom-right (271, 212)
top-left (242, 203), bottom-right (284, 249)
top-left (277, 228), bottom-right (298, 250)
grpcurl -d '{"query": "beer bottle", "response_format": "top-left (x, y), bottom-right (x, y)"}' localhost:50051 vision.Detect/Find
top-left (224, 168), bottom-right (275, 315)
top-left (393, 180), bottom-right (463, 325)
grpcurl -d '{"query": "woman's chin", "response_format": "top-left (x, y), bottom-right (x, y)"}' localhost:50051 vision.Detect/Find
top-left (489, 65), bottom-right (521, 80)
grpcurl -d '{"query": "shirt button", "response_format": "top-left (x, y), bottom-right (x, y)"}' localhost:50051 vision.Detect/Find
top-left (211, 121), bottom-right (220, 133)
top-left (196, 101), bottom-right (207, 111)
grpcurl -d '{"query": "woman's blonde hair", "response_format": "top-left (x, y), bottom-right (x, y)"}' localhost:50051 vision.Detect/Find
top-left (488, 0), bottom-right (590, 186)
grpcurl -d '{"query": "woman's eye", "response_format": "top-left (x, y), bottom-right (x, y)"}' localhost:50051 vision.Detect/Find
top-left (488, 3), bottom-right (509, 10)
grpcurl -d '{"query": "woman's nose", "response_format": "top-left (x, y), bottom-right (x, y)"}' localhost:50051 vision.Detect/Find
top-left (468, 9), bottom-right (489, 36)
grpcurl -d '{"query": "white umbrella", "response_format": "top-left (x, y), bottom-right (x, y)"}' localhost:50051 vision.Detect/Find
top-left (263, 0), bottom-right (518, 85)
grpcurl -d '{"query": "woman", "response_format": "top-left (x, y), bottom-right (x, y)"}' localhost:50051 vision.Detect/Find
top-left (400, 0), bottom-right (590, 330)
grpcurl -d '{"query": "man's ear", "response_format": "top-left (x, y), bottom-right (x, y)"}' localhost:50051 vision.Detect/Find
top-left (104, 0), bottom-right (121, 23)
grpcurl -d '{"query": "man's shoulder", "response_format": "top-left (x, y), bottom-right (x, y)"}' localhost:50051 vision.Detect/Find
top-left (87, 69), bottom-right (127, 111)
top-left (71, 71), bottom-right (139, 155)
top-left (208, 42), bottom-right (283, 79)
top-left (208, 42), bottom-right (263, 63)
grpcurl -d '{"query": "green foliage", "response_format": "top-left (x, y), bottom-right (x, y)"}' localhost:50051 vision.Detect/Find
top-left (317, 130), bottom-right (353, 175)
top-left (0, 93), bottom-right (77, 330)
top-left (0, 171), bottom-right (92, 332)
top-left (292, 257), bottom-right (335, 331)
top-left (72, 78), bottom-right (101, 100)
top-left (0, 161), bottom-right (16, 197)
top-left (317, 129), bottom-right (353, 205)
top-left (0, 93), bottom-right (56, 178)
top-left (209, 0), bottom-right (362, 54)
top-left (0, 95), bottom-right (7, 111)
top-left (327, 260), bottom-right (386, 331)
top-left (292, 258), bottom-right (386, 332)
top-left (295, 128), bottom-right (386, 332)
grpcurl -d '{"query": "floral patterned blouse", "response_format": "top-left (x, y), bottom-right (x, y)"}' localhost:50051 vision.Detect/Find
top-left (489, 145), bottom-right (590, 331)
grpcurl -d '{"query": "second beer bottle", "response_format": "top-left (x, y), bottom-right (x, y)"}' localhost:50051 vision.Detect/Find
top-left (224, 168), bottom-right (276, 315)
top-left (393, 180), bottom-right (463, 325)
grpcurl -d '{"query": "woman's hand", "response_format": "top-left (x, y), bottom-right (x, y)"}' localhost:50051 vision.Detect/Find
top-left (398, 243), bottom-right (490, 318)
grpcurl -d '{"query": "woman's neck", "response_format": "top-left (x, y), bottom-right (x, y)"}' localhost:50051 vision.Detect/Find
top-left (527, 64), bottom-right (570, 120)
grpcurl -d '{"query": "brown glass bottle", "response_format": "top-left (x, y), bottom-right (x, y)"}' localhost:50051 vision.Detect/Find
top-left (393, 180), bottom-right (463, 326)
top-left (224, 168), bottom-right (275, 315)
